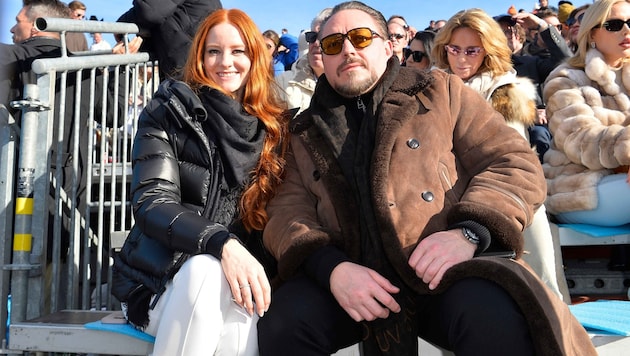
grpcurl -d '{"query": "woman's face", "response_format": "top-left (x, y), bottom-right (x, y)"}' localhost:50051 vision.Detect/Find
top-left (407, 39), bottom-right (429, 70)
top-left (203, 23), bottom-right (252, 94)
top-left (263, 37), bottom-right (276, 56)
top-left (569, 10), bottom-right (586, 45)
top-left (591, 1), bottom-right (630, 66)
top-left (446, 27), bottom-right (485, 81)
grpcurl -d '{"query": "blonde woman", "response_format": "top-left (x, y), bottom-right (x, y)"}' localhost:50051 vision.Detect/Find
top-left (543, 0), bottom-right (630, 227)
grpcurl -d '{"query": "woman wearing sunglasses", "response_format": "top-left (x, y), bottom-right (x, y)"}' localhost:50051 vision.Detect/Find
top-left (566, 4), bottom-right (590, 52)
top-left (543, 0), bottom-right (630, 228)
top-left (406, 30), bottom-right (435, 70)
top-left (433, 8), bottom-right (566, 301)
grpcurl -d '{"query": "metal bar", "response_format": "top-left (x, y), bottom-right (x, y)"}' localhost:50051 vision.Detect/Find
top-left (32, 53), bottom-right (150, 74)
top-left (35, 18), bottom-right (140, 35)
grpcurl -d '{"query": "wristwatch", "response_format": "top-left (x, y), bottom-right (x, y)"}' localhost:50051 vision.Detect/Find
top-left (462, 227), bottom-right (480, 245)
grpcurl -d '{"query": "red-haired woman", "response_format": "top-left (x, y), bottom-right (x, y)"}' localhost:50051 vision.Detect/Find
top-left (112, 9), bottom-right (290, 355)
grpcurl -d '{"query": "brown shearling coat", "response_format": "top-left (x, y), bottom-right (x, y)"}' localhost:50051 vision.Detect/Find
top-left (264, 66), bottom-right (596, 355)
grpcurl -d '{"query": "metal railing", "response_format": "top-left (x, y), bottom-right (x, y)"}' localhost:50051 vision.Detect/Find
top-left (0, 17), bottom-right (157, 350)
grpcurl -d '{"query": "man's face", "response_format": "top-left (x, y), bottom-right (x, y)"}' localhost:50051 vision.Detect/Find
top-left (307, 22), bottom-right (324, 77)
top-left (320, 9), bottom-right (392, 98)
top-left (10, 7), bottom-right (33, 44)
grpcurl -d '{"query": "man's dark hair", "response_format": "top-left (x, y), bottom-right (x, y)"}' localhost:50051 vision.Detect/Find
top-left (321, 1), bottom-right (388, 38)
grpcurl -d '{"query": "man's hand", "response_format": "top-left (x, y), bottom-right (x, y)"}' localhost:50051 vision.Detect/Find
top-left (330, 262), bottom-right (401, 322)
top-left (408, 229), bottom-right (476, 290)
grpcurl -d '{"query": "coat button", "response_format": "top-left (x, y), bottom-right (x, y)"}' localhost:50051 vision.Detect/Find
top-left (313, 170), bottom-right (321, 181)
top-left (421, 191), bottom-right (434, 202)
top-left (407, 138), bottom-right (420, 149)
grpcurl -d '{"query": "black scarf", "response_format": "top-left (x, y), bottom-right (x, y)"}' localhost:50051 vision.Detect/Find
top-left (198, 87), bottom-right (265, 190)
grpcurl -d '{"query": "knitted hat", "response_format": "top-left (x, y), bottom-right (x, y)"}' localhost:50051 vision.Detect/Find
top-left (558, 2), bottom-right (575, 24)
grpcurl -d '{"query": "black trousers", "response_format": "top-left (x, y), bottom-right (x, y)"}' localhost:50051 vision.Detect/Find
top-left (258, 275), bottom-right (535, 356)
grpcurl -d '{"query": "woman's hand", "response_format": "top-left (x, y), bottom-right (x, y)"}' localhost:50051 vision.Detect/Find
top-left (221, 238), bottom-right (271, 317)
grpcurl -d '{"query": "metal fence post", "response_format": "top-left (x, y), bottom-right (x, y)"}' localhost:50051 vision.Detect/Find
top-left (8, 84), bottom-right (48, 324)
top-left (0, 105), bottom-right (18, 346)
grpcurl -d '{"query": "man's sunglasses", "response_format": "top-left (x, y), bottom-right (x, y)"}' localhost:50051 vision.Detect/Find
top-left (304, 31), bottom-right (318, 44)
top-left (388, 33), bottom-right (405, 41)
top-left (600, 18), bottom-right (630, 32)
top-left (408, 50), bottom-right (427, 62)
top-left (320, 27), bottom-right (381, 55)
top-left (444, 44), bottom-right (483, 57)
top-left (565, 13), bottom-right (584, 27)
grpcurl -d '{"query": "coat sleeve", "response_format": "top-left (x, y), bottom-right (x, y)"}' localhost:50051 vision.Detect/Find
top-left (263, 135), bottom-right (340, 279)
top-left (117, 0), bottom-right (186, 27)
top-left (130, 93), bottom-right (228, 255)
top-left (443, 74), bottom-right (547, 255)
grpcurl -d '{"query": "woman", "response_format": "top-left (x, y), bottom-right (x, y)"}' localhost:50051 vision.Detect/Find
top-left (112, 9), bottom-right (289, 355)
top-left (262, 29), bottom-right (285, 75)
top-left (566, 4), bottom-right (591, 53)
top-left (406, 30), bottom-right (435, 70)
top-left (543, 0), bottom-right (630, 227)
top-left (433, 8), bottom-right (566, 301)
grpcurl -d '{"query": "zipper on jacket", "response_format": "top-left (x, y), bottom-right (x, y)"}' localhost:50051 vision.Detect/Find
top-left (357, 96), bottom-right (366, 112)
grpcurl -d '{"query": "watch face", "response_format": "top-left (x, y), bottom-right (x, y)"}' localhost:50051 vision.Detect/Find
top-left (463, 228), bottom-right (480, 244)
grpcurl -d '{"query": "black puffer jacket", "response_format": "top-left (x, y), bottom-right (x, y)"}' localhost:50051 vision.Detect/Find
top-left (117, 0), bottom-right (222, 80)
top-left (112, 80), bottom-right (275, 322)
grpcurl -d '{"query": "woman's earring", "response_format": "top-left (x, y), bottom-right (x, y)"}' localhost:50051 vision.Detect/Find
top-left (590, 41), bottom-right (597, 49)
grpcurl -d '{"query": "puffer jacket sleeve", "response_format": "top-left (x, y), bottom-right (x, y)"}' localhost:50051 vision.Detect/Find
top-left (130, 81), bottom-right (229, 255)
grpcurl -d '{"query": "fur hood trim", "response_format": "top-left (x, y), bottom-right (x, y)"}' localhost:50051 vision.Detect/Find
top-left (464, 70), bottom-right (537, 127)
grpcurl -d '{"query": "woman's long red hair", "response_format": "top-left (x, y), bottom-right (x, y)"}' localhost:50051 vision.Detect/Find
top-left (183, 9), bottom-right (289, 231)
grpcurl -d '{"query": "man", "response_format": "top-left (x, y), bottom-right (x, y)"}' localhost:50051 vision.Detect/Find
top-left (386, 20), bottom-right (408, 65)
top-left (258, 2), bottom-right (595, 355)
top-left (276, 8), bottom-right (332, 114)
top-left (1, 0), bottom-right (67, 111)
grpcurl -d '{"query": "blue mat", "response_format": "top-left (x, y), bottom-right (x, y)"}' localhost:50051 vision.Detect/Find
top-left (84, 320), bottom-right (156, 343)
top-left (559, 223), bottom-right (630, 237)
top-left (569, 300), bottom-right (630, 336)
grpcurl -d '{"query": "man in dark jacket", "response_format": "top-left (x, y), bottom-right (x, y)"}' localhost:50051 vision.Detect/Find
top-left (1, 0), bottom-right (68, 111)
top-left (116, 0), bottom-right (222, 80)
top-left (258, 2), bottom-right (595, 356)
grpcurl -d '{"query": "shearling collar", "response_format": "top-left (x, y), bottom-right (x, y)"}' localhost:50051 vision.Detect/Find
top-left (584, 48), bottom-right (630, 113)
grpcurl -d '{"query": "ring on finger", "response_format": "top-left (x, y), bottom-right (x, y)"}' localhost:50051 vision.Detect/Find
top-left (239, 284), bottom-right (251, 289)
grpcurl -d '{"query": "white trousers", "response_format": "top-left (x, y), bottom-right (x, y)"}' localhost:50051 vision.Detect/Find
top-left (144, 254), bottom-right (259, 356)
top-left (522, 204), bottom-right (565, 301)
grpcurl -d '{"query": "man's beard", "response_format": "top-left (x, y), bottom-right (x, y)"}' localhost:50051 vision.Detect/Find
top-left (333, 58), bottom-right (378, 97)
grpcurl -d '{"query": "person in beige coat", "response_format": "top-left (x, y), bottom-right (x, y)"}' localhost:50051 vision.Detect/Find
top-left (543, 0), bottom-right (630, 227)
top-left (258, 2), bottom-right (596, 355)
